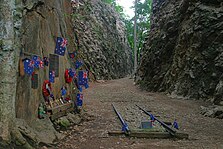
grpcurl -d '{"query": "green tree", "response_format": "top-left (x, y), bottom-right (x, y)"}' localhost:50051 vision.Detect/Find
top-left (102, 0), bottom-right (125, 16)
top-left (124, 19), bottom-right (134, 48)
top-left (102, 0), bottom-right (152, 64)
top-left (102, 0), bottom-right (115, 5)
top-left (126, 0), bottom-right (152, 63)
top-left (136, 0), bottom-right (152, 53)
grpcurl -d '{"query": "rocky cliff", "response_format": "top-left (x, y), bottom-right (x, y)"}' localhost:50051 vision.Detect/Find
top-left (15, 0), bottom-right (132, 122)
top-left (0, 0), bottom-right (18, 145)
top-left (0, 0), bottom-right (132, 147)
top-left (138, 0), bottom-right (223, 104)
top-left (72, 0), bottom-right (133, 80)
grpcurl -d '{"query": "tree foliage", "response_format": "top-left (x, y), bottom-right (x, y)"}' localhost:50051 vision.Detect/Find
top-left (102, 0), bottom-right (115, 4)
top-left (102, 0), bottom-right (152, 62)
top-left (138, 0), bottom-right (152, 40)
top-left (131, 0), bottom-right (152, 60)
top-left (102, 0), bottom-right (125, 15)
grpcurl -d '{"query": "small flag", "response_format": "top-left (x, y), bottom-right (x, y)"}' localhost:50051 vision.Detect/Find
top-left (29, 60), bottom-right (35, 68)
top-left (78, 85), bottom-right (83, 92)
top-left (61, 86), bottom-right (67, 97)
top-left (76, 93), bottom-right (83, 106)
top-left (122, 123), bottom-right (129, 132)
top-left (49, 70), bottom-right (55, 83)
top-left (32, 55), bottom-right (40, 68)
top-left (54, 37), bottom-right (67, 56)
top-left (39, 60), bottom-right (44, 68)
top-left (36, 57), bottom-right (44, 68)
top-left (150, 114), bottom-right (155, 122)
top-left (78, 70), bottom-right (89, 89)
top-left (173, 120), bottom-right (179, 129)
top-left (23, 59), bottom-right (34, 75)
top-left (72, 78), bottom-right (82, 92)
top-left (69, 68), bottom-right (76, 78)
top-left (75, 60), bottom-right (83, 69)
top-left (83, 71), bottom-right (87, 78)
top-left (43, 57), bottom-right (49, 66)
top-left (69, 51), bottom-right (77, 59)
top-left (84, 83), bottom-right (89, 89)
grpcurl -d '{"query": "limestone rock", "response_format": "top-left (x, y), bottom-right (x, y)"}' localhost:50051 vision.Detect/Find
top-left (138, 0), bottom-right (223, 104)
top-left (11, 128), bottom-right (34, 149)
top-left (15, 118), bottom-right (61, 147)
top-left (66, 113), bottom-right (82, 125)
top-left (55, 117), bottom-right (71, 129)
top-left (72, 0), bottom-right (133, 80)
top-left (15, 0), bottom-right (132, 124)
top-left (0, 0), bottom-right (18, 144)
top-left (200, 106), bottom-right (223, 119)
top-left (0, 0), bottom-right (132, 146)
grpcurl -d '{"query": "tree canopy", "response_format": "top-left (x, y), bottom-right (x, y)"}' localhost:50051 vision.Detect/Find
top-left (102, 0), bottom-right (152, 63)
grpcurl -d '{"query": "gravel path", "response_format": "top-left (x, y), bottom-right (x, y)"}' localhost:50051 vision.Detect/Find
top-left (56, 78), bottom-right (223, 149)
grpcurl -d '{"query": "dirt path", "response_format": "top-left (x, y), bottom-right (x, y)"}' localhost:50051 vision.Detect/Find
top-left (57, 78), bottom-right (223, 149)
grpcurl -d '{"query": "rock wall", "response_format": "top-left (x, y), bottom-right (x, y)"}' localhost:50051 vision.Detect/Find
top-left (72, 0), bottom-right (133, 80)
top-left (138, 0), bottom-right (223, 104)
top-left (0, 0), bottom-right (17, 144)
top-left (15, 0), bottom-right (132, 122)
top-left (15, 0), bottom-right (75, 122)
top-left (0, 0), bottom-right (132, 146)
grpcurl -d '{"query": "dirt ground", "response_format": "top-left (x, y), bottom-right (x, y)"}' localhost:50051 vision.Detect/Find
top-left (56, 78), bottom-right (223, 149)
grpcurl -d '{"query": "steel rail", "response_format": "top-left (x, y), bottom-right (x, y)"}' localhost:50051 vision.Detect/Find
top-left (112, 104), bottom-right (129, 133)
top-left (136, 104), bottom-right (176, 136)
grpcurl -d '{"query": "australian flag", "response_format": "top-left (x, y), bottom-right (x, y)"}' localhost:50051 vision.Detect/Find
top-left (23, 58), bottom-right (34, 75)
top-left (54, 37), bottom-right (67, 56)
top-left (49, 70), bottom-right (55, 83)
top-left (69, 51), bottom-right (77, 59)
top-left (75, 60), bottom-right (83, 69)
top-left (78, 70), bottom-right (89, 89)
top-left (78, 86), bottom-right (83, 92)
top-left (72, 79), bottom-right (83, 92)
top-left (32, 55), bottom-right (40, 68)
top-left (39, 59), bottom-right (44, 68)
top-left (76, 93), bottom-right (83, 106)
top-left (61, 86), bottom-right (67, 97)
top-left (69, 68), bottom-right (76, 78)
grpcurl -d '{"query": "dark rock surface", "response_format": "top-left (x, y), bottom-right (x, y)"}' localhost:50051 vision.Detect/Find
top-left (16, 0), bottom-right (76, 123)
top-left (72, 0), bottom-right (133, 80)
top-left (15, 118), bottom-right (61, 148)
top-left (0, 0), bottom-right (132, 147)
top-left (200, 105), bottom-right (223, 119)
top-left (54, 113), bottom-right (82, 130)
top-left (15, 0), bottom-right (132, 123)
top-left (138, 0), bottom-right (223, 104)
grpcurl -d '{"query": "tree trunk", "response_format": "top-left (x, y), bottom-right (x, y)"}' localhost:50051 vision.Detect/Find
top-left (134, 0), bottom-right (138, 77)
top-left (0, 0), bottom-right (17, 144)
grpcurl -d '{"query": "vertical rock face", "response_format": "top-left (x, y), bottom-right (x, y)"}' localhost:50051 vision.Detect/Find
top-left (0, 0), bottom-right (132, 146)
top-left (138, 0), bottom-right (223, 104)
top-left (72, 0), bottom-right (133, 80)
top-left (14, 0), bottom-right (132, 123)
top-left (15, 0), bottom-right (75, 122)
top-left (0, 0), bottom-right (17, 143)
